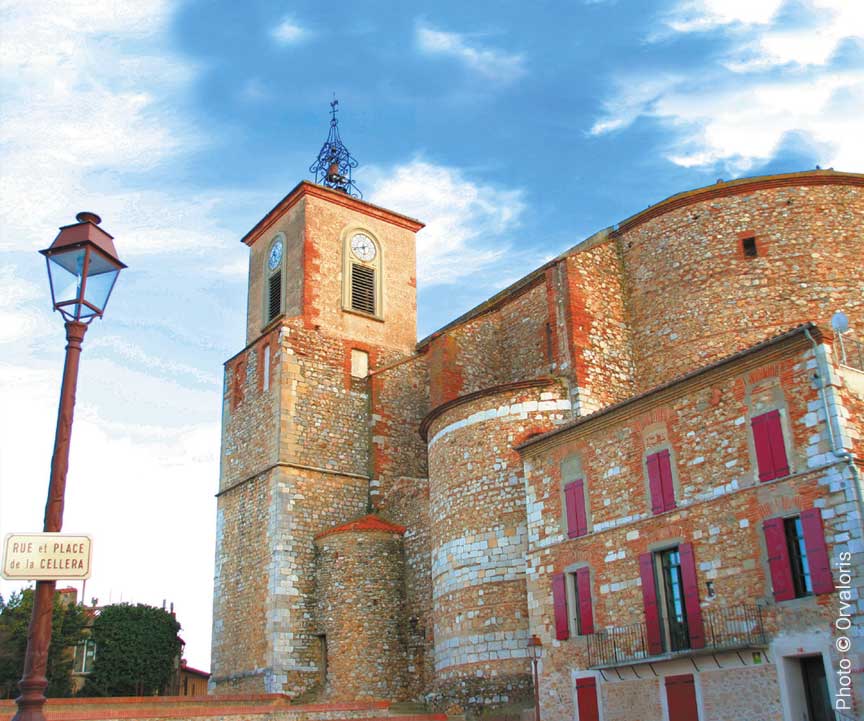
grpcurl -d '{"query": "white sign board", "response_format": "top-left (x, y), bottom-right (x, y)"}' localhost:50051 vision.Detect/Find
top-left (2, 533), bottom-right (93, 581)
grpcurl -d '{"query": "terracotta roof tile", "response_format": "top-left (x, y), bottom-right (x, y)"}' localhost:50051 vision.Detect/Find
top-left (315, 514), bottom-right (407, 540)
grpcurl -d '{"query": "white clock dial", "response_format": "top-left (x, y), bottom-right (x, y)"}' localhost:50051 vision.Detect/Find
top-left (268, 240), bottom-right (284, 270)
top-left (351, 233), bottom-right (376, 262)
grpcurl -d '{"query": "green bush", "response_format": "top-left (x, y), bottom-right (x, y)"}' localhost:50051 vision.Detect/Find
top-left (81, 603), bottom-right (182, 697)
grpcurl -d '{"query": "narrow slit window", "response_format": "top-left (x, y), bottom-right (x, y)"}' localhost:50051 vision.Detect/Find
top-left (742, 236), bottom-right (758, 257)
top-left (262, 346), bottom-right (271, 391)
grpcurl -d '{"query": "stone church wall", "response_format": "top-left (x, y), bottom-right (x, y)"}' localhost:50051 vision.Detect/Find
top-left (616, 175), bottom-right (864, 391)
top-left (314, 527), bottom-right (408, 700)
top-left (426, 382), bottom-right (571, 711)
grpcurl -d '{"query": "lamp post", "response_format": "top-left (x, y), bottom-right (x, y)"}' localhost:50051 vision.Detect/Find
top-left (527, 634), bottom-right (543, 721)
top-left (13, 212), bottom-right (124, 721)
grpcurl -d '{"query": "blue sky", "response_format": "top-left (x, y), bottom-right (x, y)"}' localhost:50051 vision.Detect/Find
top-left (1, 0), bottom-right (861, 670)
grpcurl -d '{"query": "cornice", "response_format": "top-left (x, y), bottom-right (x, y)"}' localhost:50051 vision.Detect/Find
top-left (419, 377), bottom-right (558, 441)
top-left (517, 324), bottom-right (825, 457)
top-left (612, 170), bottom-right (864, 237)
top-left (241, 180), bottom-right (425, 247)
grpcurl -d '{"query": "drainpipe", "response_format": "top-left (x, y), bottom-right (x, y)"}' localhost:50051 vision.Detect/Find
top-left (803, 328), bottom-right (864, 530)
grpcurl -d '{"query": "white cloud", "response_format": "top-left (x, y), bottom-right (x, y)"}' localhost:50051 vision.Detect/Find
top-left (665, 0), bottom-right (783, 32)
top-left (415, 24), bottom-right (526, 82)
top-left (367, 159), bottom-right (525, 286)
top-left (592, 1), bottom-right (864, 172)
top-left (0, 0), bottom-right (227, 670)
top-left (0, 0), bottom-right (247, 256)
top-left (0, 266), bottom-right (47, 343)
top-left (271, 15), bottom-right (308, 45)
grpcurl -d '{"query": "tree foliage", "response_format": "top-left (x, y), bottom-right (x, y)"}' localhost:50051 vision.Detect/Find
top-left (0, 588), bottom-right (87, 699)
top-left (82, 603), bottom-right (182, 697)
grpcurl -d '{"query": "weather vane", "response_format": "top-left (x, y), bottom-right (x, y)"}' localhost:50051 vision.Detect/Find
top-left (310, 95), bottom-right (361, 197)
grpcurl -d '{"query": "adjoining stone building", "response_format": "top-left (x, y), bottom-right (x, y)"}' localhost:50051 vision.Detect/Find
top-left (210, 166), bottom-right (864, 721)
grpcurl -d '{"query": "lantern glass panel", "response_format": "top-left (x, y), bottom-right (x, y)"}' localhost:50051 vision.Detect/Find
top-left (83, 250), bottom-right (120, 314)
top-left (47, 247), bottom-right (90, 320)
top-left (47, 246), bottom-right (120, 320)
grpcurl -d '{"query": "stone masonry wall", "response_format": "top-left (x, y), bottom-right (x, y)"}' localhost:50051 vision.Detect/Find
top-left (426, 383), bottom-right (571, 713)
top-left (211, 470), bottom-right (272, 693)
top-left (314, 528), bottom-right (408, 701)
top-left (617, 178), bottom-right (864, 391)
top-left (560, 238), bottom-right (636, 415)
top-left (424, 281), bottom-right (550, 410)
top-left (520, 334), bottom-right (864, 720)
top-left (303, 193), bottom-right (418, 355)
top-left (245, 197), bottom-right (306, 343)
top-left (268, 466), bottom-right (369, 696)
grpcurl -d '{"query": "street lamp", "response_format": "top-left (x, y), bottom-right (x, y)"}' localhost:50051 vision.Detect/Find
top-left (527, 634), bottom-right (543, 721)
top-left (14, 212), bottom-right (124, 721)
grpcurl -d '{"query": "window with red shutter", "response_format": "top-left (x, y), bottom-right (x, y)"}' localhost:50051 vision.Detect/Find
top-left (647, 449), bottom-right (676, 514)
top-left (552, 573), bottom-right (569, 640)
top-left (678, 544), bottom-right (705, 649)
top-left (575, 567), bottom-right (594, 635)
top-left (639, 553), bottom-right (664, 655)
top-left (575, 677), bottom-right (600, 721)
top-left (751, 410), bottom-right (790, 482)
top-left (565, 479), bottom-right (588, 538)
top-left (800, 508), bottom-right (834, 595)
top-left (665, 674), bottom-right (700, 721)
top-left (763, 517), bottom-right (796, 602)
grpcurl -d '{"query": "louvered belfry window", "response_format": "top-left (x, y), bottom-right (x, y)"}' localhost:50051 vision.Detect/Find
top-left (268, 272), bottom-right (282, 322)
top-left (350, 263), bottom-right (376, 315)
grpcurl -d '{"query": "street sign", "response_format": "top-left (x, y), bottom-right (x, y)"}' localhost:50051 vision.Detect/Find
top-left (2, 533), bottom-right (93, 581)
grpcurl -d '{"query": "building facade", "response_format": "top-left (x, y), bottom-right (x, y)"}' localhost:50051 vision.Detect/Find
top-left (211, 170), bottom-right (864, 721)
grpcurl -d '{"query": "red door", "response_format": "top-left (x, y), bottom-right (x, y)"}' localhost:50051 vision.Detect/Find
top-left (575, 676), bottom-right (599, 721)
top-left (665, 674), bottom-right (699, 721)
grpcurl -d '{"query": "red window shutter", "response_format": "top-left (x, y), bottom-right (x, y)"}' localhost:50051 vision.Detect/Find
top-left (639, 553), bottom-right (663, 655)
top-left (763, 517), bottom-right (795, 602)
top-left (665, 674), bottom-right (699, 721)
top-left (657, 449), bottom-right (676, 511)
top-left (565, 480), bottom-right (588, 538)
top-left (552, 573), bottom-right (569, 640)
top-left (647, 453), bottom-right (665, 514)
top-left (575, 677), bottom-right (600, 721)
top-left (752, 410), bottom-right (789, 482)
top-left (678, 543), bottom-right (705, 649)
top-left (801, 508), bottom-right (834, 595)
top-left (576, 567), bottom-right (594, 635)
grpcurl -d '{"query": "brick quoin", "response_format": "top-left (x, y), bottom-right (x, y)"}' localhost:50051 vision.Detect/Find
top-left (212, 170), bottom-right (864, 721)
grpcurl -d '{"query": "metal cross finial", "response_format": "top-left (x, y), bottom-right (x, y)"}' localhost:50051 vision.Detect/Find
top-left (310, 97), bottom-right (361, 197)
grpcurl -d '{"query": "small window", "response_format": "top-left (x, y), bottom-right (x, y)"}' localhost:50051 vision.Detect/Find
top-left (265, 234), bottom-right (285, 325)
top-left (785, 516), bottom-right (812, 597)
top-left (350, 349), bottom-right (369, 378)
top-left (73, 639), bottom-right (96, 674)
top-left (351, 264), bottom-right (376, 314)
top-left (262, 345), bottom-right (271, 391)
top-left (646, 449), bottom-right (676, 514)
top-left (742, 236), bottom-right (758, 257)
top-left (564, 479), bottom-right (588, 538)
top-left (751, 410), bottom-right (789, 482)
top-left (268, 274), bottom-right (282, 321)
top-left (763, 509), bottom-right (834, 602)
top-left (568, 567), bottom-right (594, 635)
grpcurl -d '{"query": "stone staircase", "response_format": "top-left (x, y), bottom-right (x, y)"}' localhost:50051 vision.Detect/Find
top-left (0, 696), bottom-right (452, 721)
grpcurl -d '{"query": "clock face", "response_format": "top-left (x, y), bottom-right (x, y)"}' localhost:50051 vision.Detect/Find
top-left (351, 233), bottom-right (376, 262)
top-left (268, 239), bottom-right (283, 270)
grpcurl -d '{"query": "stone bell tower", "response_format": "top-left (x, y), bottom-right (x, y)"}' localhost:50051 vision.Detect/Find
top-left (210, 103), bottom-right (424, 697)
